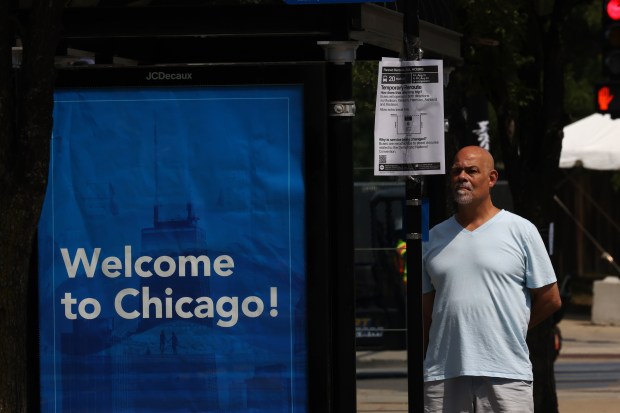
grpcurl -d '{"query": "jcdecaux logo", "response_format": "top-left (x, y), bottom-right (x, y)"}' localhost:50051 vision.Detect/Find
top-left (146, 71), bottom-right (193, 81)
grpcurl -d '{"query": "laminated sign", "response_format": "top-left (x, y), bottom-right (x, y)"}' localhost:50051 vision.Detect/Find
top-left (374, 58), bottom-right (445, 176)
top-left (38, 85), bottom-right (307, 413)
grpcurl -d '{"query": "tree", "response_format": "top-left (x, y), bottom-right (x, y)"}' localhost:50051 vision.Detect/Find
top-left (352, 60), bottom-right (380, 182)
top-left (0, 1), bottom-right (63, 411)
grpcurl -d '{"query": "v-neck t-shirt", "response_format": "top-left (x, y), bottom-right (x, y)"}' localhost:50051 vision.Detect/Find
top-left (422, 209), bottom-right (557, 382)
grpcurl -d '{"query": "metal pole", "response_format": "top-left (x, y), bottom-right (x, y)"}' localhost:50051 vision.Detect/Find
top-left (405, 176), bottom-right (424, 413)
top-left (402, 1), bottom-right (425, 412)
top-left (320, 40), bottom-right (361, 413)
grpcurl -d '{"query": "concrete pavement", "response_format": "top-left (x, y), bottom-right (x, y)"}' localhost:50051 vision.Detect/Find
top-left (356, 313), bottom-right (620, 412)
top-left (555, 314), bottom-right (620, 413)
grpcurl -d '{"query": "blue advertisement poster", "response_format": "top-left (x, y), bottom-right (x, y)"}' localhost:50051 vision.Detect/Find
top-left (38, 85), bottom-right (307, 412)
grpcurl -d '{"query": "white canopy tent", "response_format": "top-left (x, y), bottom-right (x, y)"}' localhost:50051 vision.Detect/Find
top-left (557, 113), bottom-right (620, 277)
top-left (560, 113), bottom-right (620, 170)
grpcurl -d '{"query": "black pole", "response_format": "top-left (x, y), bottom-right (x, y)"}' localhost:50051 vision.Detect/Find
top-left (405, 177), bottom-right (424, 413)
top-left (324, 47), bottom-right (357, 413)
top-left (402, 1), bottom-right (425, 413)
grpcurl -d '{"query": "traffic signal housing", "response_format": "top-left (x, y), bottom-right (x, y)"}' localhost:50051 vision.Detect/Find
top-left (603, 0), bottom-right (620, 78)
top-left (595, 82), bottom-right (620, 118)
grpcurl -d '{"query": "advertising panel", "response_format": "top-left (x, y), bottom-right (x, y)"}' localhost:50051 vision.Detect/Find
top-left (38, 84), bottom-right (307, 412)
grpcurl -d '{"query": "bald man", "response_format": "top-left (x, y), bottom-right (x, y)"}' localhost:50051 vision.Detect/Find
top-left (422, 146), bottom-right (561, 412)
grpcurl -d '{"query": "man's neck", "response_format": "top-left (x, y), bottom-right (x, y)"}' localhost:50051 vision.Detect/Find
top-left (455, 202), bottom-right (501, 231)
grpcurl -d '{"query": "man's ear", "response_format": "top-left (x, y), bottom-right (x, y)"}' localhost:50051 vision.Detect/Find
top-left (488, 169), bottom-right (499, 188)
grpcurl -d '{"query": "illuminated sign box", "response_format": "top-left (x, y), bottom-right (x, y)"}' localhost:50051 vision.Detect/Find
top-left (38, 64), bottom-right (329, 413)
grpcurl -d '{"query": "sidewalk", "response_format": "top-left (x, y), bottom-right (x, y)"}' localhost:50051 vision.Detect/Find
top-left (356, 313), bottom-right (620, 412)
top-left (555, 314), bottom-right (620, 413)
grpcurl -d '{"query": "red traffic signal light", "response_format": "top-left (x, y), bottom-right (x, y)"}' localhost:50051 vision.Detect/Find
top-left (595, 82), bottom-right (620, 117)
top-left (608, 0), bottom-right (620, 20)
top-left (604, 1), bottom-right (620, 77)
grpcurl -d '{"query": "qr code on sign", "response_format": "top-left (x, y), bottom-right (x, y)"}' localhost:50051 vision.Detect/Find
top-left (379, 155), bottom-right (387, 163)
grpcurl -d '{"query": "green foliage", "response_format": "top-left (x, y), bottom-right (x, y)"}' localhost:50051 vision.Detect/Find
top-left (565, 66), bottom-right (598, 119)
top-left (351, 1), bottom-right (603, 181)
top-left (562, 1), bottom-right (601, 121)
top-left (452, 0), bottom-right (534, 112)
top-left (352, 60), bottom-right (379, 181)
top-left (453, 0), bottom-right (602, 121)
top-left (612, 172), bottom-right (620, 192)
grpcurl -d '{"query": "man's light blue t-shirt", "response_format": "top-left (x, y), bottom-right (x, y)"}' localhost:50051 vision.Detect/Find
top-left (422, 210), bottom-right (557, 382)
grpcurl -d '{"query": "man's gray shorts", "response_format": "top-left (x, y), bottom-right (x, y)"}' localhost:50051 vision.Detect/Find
top-left (424, 376), bottom-right (534, 412)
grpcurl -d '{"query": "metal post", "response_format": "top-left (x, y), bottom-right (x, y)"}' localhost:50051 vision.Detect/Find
top-left (319, 40), bottom-right (361, 413)
top-left (402, 1), bottom-right (425, 412)
top-left (406, 177), bottom-right (425, 413)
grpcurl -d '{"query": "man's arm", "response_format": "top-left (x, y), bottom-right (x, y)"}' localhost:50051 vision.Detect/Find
top-left (423, 291), bottom-right (435, 356)
top-left (529, 282), bottom-right (562, 329)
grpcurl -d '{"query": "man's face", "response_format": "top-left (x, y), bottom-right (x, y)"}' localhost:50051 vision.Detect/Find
top-left (450, 148), bottom-right (496, 205)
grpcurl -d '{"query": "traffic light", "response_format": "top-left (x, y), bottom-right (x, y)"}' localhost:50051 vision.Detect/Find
top-left (597, 2), bottom-right (620, 115)
top-left (595, 82), bottom-right (620, 117)
top-left (603, 0), bottom-right (620, 78)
